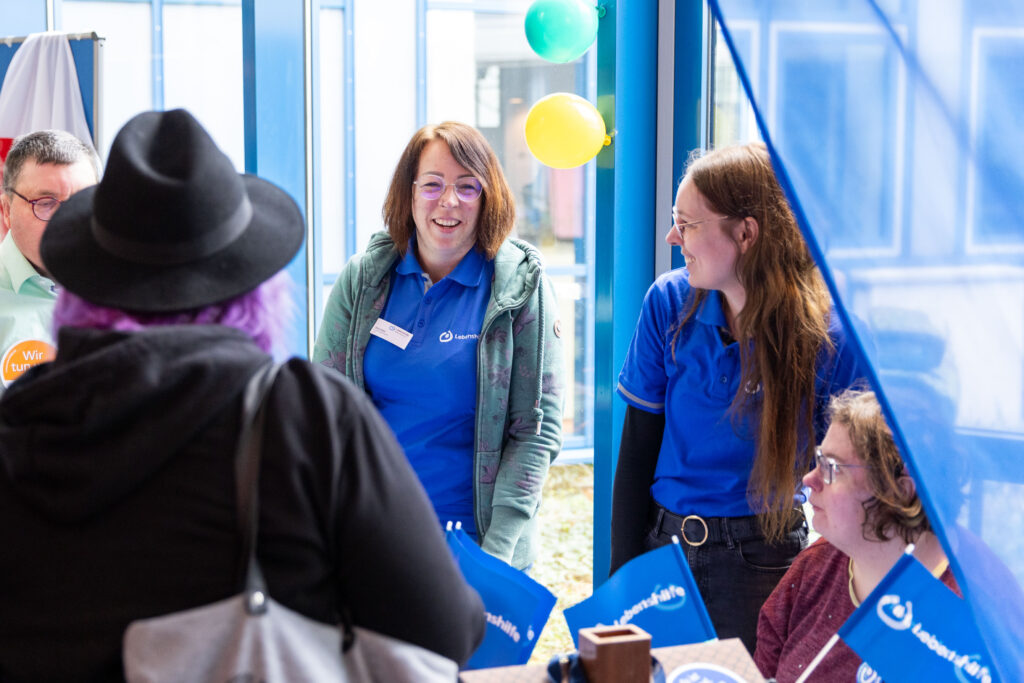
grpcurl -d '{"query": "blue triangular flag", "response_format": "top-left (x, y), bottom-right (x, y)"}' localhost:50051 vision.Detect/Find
top-left (705, 1), bottom-right (1024, 675)
top-left (838, 551), bottom-right (997, 683)
top-left (445, 524), bottom-right (556, 669)
top-left (563, 540), bottom-right (716, 648)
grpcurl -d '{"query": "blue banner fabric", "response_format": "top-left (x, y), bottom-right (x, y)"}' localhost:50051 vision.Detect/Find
top-left (838, 552), bottom-right (995, 683)
top-left (707, 2), bottom-right (1024, 679)
top-left (563, 542), bottom-right (716, 649)
top-left (444, 525), bottom-right (556, 670)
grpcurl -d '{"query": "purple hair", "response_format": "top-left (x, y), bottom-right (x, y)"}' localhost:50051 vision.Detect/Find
top-left (52, 271), bottom-right (294, 354)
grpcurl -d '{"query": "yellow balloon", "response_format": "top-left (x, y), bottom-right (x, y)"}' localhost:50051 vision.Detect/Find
top-left (525, 92), bottom-right (609, 169)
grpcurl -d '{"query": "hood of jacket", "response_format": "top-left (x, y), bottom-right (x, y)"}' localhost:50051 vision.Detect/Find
top-left (0, 325), bottom-right (268, 524)
top-left (357, 230), bottom-right (544, 305)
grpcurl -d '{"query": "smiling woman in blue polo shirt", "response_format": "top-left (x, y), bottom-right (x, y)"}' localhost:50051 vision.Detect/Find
top-left (313, 122), bottom-right (564, 570)
top-left (612, 142), bottom-right (864, 654)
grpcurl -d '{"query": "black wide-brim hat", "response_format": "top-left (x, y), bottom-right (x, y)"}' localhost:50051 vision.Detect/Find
top-left (41, 108), bottom-right (304, 312)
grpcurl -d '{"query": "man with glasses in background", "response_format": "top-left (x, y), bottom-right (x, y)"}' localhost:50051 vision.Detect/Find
top-left (0, 130), bottom-right (100, 392)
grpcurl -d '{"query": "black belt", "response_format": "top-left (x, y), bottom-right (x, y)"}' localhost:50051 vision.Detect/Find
top-left (650, 504), bottom-right (804, 547)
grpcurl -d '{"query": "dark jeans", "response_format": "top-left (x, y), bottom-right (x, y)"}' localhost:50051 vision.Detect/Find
top-left (643, 510), bottom-right (807, 655)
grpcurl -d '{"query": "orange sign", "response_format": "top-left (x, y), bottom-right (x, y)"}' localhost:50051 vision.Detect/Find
top-left (2, 339), bottom-right (56, 387)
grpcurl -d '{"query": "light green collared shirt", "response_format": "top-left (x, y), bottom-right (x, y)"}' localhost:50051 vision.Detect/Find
top-left (0, 234), bottom-right (57, 393)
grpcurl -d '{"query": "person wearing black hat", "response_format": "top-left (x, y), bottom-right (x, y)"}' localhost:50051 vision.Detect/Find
top-left (0, 109), bottom-right (484, 679)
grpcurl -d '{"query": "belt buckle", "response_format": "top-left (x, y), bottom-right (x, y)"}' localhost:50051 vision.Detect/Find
top-left (680, 514), bottom-right (709, 547)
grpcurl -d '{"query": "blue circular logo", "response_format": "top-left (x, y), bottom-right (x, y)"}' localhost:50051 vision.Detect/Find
top-left (666, 662), bottom-right (748, 683)
top-left (857, 661), bottom-right (883, 683)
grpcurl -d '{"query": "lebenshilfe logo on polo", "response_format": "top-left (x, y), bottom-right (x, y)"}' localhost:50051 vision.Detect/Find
top-left (439, 330), bottom-right (479, 343)
top-left (876, 594), bottom-right (992, 683)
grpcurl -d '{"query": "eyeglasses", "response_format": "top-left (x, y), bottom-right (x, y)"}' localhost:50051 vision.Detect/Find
top-left (813, 447), bottom-right (873, 485)
top-left (413, 174), bottom-right (483, 202)
top-left (9, 189), bottom-right (63, 221)
top-left (670, 210), bottom-right (730, 240)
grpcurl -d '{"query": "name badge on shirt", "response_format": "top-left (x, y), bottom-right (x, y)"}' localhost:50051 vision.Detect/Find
top-left (370, 318), bottom-right (413, 350)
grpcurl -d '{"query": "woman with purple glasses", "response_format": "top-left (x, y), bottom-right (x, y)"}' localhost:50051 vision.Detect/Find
top-left (314, 121), bottom-right (564, 570)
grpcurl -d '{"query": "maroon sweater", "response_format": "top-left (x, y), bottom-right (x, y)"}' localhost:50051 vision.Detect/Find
top-left (754, 539), bottom-right (958, 683)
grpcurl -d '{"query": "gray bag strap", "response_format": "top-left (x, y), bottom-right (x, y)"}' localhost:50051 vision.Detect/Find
top-left (233, 361), bottom-right (282, 616)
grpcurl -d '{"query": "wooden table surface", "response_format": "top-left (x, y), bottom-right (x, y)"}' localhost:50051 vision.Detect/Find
top-left (459, 638), bottom-right (766, 682)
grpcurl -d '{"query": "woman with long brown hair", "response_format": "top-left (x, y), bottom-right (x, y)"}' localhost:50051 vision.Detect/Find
top-left (612, 142), bottom-right (864, 653)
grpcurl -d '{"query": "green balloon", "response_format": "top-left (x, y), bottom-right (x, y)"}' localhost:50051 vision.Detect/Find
top-left (524, 0), bottom-right (599, 64)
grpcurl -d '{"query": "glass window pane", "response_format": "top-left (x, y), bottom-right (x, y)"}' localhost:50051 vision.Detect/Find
top-left (551, 273), bottom-right (589, 440)
top-left (61, 1), bottom-right (153, 158)
top-left (712, 21), bottom-right (759, 146)
top-left (712, 19), bottom-right (903, 253)
top-left (163, 4), bottom-right (244, 169)
top-left (970, 33), bottom-right (1024, 248)
top-left (774, 28), bottom-right (902, 251)
top-left (428, 10), bottom-right (585, 265)
top-left (426, 6), bottom-right (593, 443)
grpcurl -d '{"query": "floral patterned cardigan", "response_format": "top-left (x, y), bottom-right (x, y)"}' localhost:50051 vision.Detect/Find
top-left (313, 231), bottom-right (564, 569)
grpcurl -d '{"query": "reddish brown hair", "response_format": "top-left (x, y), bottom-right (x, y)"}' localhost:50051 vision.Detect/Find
top-left (382, 121), bottom-right (516, 259)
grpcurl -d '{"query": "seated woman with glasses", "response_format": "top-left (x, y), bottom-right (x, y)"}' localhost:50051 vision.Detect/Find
top-left (755, 388), bottom-right (957, 682)
top-left (313, 121), bottom-right (564, 569)
top-left (612, 142), bottom-right (864, 653)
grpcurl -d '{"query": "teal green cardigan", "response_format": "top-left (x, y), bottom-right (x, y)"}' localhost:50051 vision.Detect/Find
top-left (313, 231), bottom-right (564, 569)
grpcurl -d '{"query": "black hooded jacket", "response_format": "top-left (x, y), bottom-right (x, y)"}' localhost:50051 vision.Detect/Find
top-left (0, 325), bottom-right (484, 681)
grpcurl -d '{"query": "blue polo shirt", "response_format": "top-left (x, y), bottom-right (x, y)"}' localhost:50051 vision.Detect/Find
top-left (617, 268), bottom-right (863, 518)
top-left (364, 243), bottom-right (493, 536)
